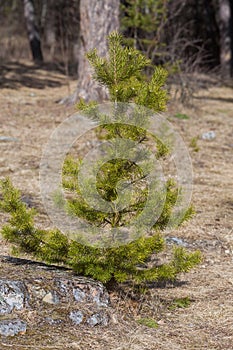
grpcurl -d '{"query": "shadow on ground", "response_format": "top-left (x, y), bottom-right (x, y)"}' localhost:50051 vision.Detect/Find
top-left (194, 95), bottom-right (233, 104)
top-left (0, 255), bottom-right (72, 271)
top-left (0, 61), bottom-right (75, 89)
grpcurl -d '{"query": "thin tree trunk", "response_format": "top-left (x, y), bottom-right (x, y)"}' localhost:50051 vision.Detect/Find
top-left (75, 0), bottom-right (119, 102)
top-left (45, 18), bottom-right (56, 61)
top-left (24, 0), bottom-right (43, 63)
top-left (230, 0), bottom-right (233, 76)
top-left (218, 0), bottom-right (232, 78)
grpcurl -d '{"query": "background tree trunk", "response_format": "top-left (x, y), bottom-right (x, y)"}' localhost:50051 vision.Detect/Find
top-left (24, 0), bottom-right (43, 63)
top-left (75, 0), bottom-right (119, 102)
top-left (218, 0), bottom-right (232, 78)
top-left (230, 0), bottom-right (233, 76)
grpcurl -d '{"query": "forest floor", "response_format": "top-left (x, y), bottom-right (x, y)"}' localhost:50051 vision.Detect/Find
top-left (0, 60), bottom-right (233, 350)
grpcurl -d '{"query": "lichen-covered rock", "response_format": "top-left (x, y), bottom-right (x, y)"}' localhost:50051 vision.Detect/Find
top-left (69, 310), bottom-right (84, 325)
top-left (55, 277), bottom-right (110, 307)
top-left (44, 317), bottom-right (63, 325)
top-left (28, 283), bottom-right (47, 299)
top-left (42, 291), bottom-right (60, 304)
top-left (0, 319), bottom-right (27, 337)
top-left (87, 312), bottom-right (109, 327)
top-left (0, 280), bottom-right (28, 315)
top-left (72, 287), bottom-right (86, 302)
top-left (0, 257), bottom-right (112, 336)
top-left (72, 283), bottom-right (110, 307)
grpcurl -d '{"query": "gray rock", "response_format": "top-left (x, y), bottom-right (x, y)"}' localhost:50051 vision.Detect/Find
top-left (0, 136), bottom-right (19, 142)
top-left (0, 273), bottom-right (111, 331)
top-left (42, 291), bottom-right (60, 305)
top-left (86, 312), bottom-right (109, 327)
top-left (72, 283), bottom-right (110, 307)
top-left (73, 287), bottom-right (86, 302)
top-left (69, 310), bottom-right (84, 325)
top-left (0, 319), bottom-right (27, 337)
top-left (57, 278), bottom-right (110, 307)
top-left (29, 285), bottom-right (47, 299)
top-left (56, 280), bottom-right (69, 295)
top-left (202, 131), bottom-right (216, 140)
top-left (166, 237), bottom-right (188, 247)
top-left (44, 317), bottom-right (63, 325)
top-left (90, 287), bottom-right (110, 307)
top-left (0, 280), bottom-right (28, 315)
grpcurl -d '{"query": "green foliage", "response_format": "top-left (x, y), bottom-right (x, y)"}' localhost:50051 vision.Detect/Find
top-left (189, 137), bottom-right (199, 152)
top-left (62, 157), bottom-right (185, 230)
top-left (0, 178), bottom-right (69, 264)
top-left (0, 32), bottom-right (201, 288)
top-left (0, 178), bottom-right (201, 285)
top-left (120, 0), bottom-right (168, 57)
top-left (87, 32), bottom-right (168, 111)
top-left (137, 317), bottom-right (159, 328)
top-left (169, 297), bottom-right (191, 310)
top-left (174, 113), bottom-right (189, 120)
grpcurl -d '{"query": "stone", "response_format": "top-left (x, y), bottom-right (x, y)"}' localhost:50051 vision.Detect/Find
top-left (44, 317), bottom-right (63, 325)
top-left (56, 277), bottom-right (110, 307)
top-left (0, 319), bottom-right (27, 337)
top-left (42, 291), bottom-right (59, 305)
top-left (0, 262), bottom-right (111, 331)
top-left (72, 282), bottom-right (110, 307)
top-left (166, 237), bottom-right (188, 247)
top-left (0, 280), bottom-right (28, 315)
top-left (86, 312), bottom-right (109, 327)
top-left (89, 286), bottom-right (109, 307)
top-left (202, 131), bottom-right (216, 140)
top-left (56, 280), bottom-right (69, 295)
top-left (69, 310), bottom-right (84, 325)
top-left (73, 287), bottom-right (86, 302)
top-left (29, 285), bottom-right (47, 299)
top-left (0, 136), bottom-right (19, 142)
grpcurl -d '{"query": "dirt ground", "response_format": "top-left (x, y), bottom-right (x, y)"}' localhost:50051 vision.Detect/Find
top-left (0, 60), bottom-right (233, 349)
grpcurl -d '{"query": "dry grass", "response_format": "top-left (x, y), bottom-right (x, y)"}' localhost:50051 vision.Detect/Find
top-left (0, 61), bottom-right (233, 349)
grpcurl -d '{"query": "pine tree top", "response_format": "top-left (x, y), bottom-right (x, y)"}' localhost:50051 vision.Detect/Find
top-left (86, 31), bottom-right (168, 111)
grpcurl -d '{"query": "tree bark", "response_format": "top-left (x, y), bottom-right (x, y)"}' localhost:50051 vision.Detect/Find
top-left (75, 0), bottom-right (119, 102)
top-left (218, 0), bottom-right (232, 78)
top-left (230, 0), bottom-right (233, 76)
top-left (24, 0), bottom-right (43, 64)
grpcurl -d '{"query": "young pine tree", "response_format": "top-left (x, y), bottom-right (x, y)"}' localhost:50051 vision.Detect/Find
top-left (0, 32), bottom-right (200, 287)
